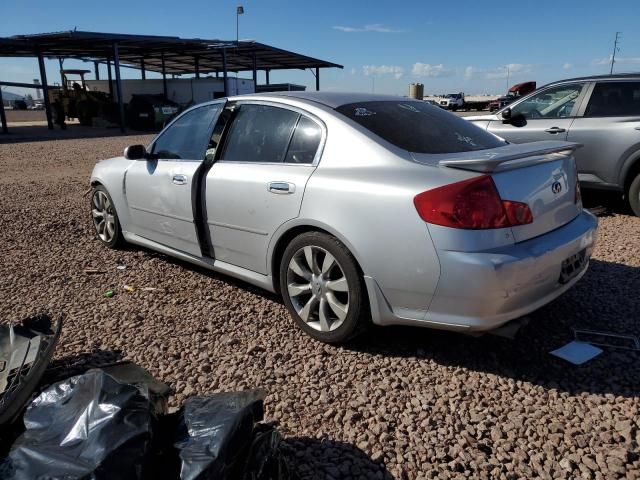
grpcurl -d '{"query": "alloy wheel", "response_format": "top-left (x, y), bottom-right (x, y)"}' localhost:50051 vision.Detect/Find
top-left (286, 245), bottom-right (350, 332)
top-left (91, 190), bottom-right (117, 243)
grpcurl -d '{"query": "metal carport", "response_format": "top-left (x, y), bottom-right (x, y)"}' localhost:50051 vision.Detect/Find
top-left (0, 30), bottom-right (343, 133)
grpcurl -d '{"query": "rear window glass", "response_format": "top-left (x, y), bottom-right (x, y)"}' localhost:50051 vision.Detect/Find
top-left (335, 101), bottom-right (505, 154)
top-left (585, 82), bottom-right (640, 117)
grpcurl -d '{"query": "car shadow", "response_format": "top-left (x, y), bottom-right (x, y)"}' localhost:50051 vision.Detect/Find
top-left (139, 248), bottom-right (283, 303)
top-left (582, 188), bottom-right (631, 216)
top-left (281, 437), bottom-right (395, 480)
top-left (131, 246), bottom-right (639, 397)
top-left (344, 258), bottom-right (640, 398)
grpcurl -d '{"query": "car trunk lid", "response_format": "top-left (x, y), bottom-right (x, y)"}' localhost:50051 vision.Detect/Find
top-left (413, 141), bottom-right (582, 242)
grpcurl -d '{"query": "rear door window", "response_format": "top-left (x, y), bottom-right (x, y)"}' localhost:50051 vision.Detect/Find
top-left (152, 104), bottom-right (222, 160)
top-left (221, 104), bottom-right (300, 163)
top-left (335, 101), bottom-right (504, 154)
top-left (585, 82), bottom-right (640, 117)
top-left (284, 116), bottom-right (322, 164)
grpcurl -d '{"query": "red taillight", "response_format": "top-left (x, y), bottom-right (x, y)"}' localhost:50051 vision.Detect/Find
top-left (414, 175), bottom-right (533, 230)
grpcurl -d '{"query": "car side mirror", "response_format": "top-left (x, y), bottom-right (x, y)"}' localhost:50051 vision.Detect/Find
top-left (124, 144), bottom-right (147, 160)
top-left (501, 108), bottom-right (512, 122)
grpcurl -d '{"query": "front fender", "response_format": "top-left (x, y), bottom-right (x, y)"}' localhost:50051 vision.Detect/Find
top-left (90, 157), bottom-right (133, 231)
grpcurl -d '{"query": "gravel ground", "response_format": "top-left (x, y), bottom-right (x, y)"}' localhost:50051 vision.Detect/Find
top-left (0, 133), bottom-right (639, 479)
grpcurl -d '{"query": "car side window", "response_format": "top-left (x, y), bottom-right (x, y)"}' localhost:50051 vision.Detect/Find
top-left (511, 84), bottom-right (583, 119)
top-left (152, 104), bottom-right (222, 160)
top-left (221, 104), bottom-right (300, 163)
top-left (585, 82), bottom-right (640, 117)
top-left (284, 116), bottom-right (322, 164)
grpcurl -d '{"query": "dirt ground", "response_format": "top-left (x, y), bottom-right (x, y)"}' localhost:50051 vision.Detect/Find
top-left (0, 132), bottom-right (638, 479)
top-left (4, 109), bottom-right (47, 124)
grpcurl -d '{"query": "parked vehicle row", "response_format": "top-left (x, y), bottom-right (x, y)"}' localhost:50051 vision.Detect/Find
top-left (424, 82), bottom-right (535, 112)
top-left (91, 92), bottom-right (597, 343)
top-left (467, 74), bottom-right (640, 216)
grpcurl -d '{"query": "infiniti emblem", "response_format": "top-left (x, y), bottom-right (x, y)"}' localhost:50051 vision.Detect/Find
top-left (551, 181), bottom-right (562, 194)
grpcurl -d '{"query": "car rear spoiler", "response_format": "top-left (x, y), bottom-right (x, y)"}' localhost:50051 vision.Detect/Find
top-left (439, 141), bottom-right (582, 173)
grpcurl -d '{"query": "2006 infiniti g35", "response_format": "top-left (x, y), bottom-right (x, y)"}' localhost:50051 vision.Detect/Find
top-left (90, 92), bottom-right (598, 343)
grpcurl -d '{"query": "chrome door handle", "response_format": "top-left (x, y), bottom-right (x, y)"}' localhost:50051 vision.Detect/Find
top-left (268, 181), bottom-right (296, 194)
top-left (172, 174), bottom-right (187, 185)
top-left (544, 127), bottom-right (566, 134)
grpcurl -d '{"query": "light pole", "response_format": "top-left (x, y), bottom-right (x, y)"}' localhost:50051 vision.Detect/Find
top-left (236, 6), bottom-right (244, 44)
top-left (506, 65), bottom-right (510, 90)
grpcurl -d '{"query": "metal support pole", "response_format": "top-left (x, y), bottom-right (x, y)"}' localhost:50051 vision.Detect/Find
top-left (37, 53), bottom-right (53, 130)
top-left (252, 52), bottom-right (257, 88)
top-left (161, 52), bottom-right (168, 100)
top-left (315, 67), bottom-right (320, 91)
top-left (222, 49), bottom-right (228, 97)
top-left (107, 58), bottom-right (113, 98)
top-left (94, 61), bottom-right (100, 80)
top-left (112, 42), bottom-right (126, 133)
top-left (194, 56), bottom-right (200, 79)
top-left (265, 69), bottom-right (270, 85)
top-left (0, 88), bottom-right (8, 134)
top-left (58, 57), bottom-right (65, 87)
top-left (141, 58), bottom-right (146, 80)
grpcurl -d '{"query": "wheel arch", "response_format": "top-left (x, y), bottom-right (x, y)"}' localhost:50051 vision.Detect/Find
top-left (268, 220), bottom-right (367, 295)
top-left (622, 151), bottom-right (640, 195)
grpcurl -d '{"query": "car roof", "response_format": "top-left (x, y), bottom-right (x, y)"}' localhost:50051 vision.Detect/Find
top-left (236, 91), bottom-right (412, 109)
top-left (544, 73), bottom-right (640, 88)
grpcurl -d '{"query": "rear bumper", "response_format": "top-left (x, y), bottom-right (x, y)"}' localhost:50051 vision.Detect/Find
top-left (367, 211), bottom-right (598, 331)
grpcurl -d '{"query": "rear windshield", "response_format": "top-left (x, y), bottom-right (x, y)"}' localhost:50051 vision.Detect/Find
top-left (335, 101), bottom-right (505, 154)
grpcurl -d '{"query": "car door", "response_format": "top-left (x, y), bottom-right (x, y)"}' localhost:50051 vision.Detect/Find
top-left (125, 102), bottom-right (223, 256)
top-left (567, 80), bottom-right (640, 187)
top-left (205, 102), bottom-right (324, 274)
top-left (487, 83), bottom-right (588, 143)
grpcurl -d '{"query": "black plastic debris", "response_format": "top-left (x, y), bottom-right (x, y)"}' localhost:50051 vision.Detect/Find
top-left (174, 390), bottom-right (268, 480)
top-left (0, 368), bottom-right (167, 480)
top-left (0, 314), bottom-right (62, 427)
top-left (241, 423), bottom-right (291, 480)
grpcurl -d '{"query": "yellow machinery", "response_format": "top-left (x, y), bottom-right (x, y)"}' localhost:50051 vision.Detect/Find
top-left (48, 69), bottom-right (116, 126)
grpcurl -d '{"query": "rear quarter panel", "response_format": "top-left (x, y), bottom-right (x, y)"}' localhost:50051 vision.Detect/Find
top-left (294, 117), bottom-right (477, 319)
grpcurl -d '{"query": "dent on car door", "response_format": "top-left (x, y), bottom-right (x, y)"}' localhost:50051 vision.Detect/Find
top-left (488, 83), bottom-right (587, 143)
top-left (567, 81), bottom-right (640, 187)
top-left (205, 103), bottom-right (323, 274)
top-left (125, 102), bottom-right (223, 256)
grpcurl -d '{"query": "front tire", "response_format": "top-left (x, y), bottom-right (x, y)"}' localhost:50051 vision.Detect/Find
top-left (628, 173), bottom-right (640, 216)
top-left (90, 185), bottom-right (124, 248)
top-left (279, 232), bottom-right (367, 343)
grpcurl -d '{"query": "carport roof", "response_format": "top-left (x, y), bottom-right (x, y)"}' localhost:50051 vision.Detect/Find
top-left (0, 30), bottom-right (343, 74)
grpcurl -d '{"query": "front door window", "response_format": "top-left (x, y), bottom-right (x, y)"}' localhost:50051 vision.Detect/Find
top-left (511, 84), bottom-right (584, 119)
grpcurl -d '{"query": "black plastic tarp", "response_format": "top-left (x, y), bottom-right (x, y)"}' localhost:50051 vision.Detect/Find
top-left (0, 368), bottom-right (164, 479)
top-left (175, 390), bottom-right (266, 480)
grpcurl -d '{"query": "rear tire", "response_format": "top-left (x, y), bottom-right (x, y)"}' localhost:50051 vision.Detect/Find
top-left (279, 232), bottom-right (368, 343)
top-left (627, 173), bottom-right (640, 216)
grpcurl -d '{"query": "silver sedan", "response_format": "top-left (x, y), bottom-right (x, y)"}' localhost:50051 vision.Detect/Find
top-left (90, 92), bottom-right (598, 343)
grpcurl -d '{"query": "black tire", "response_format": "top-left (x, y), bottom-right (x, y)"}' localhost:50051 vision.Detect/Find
top-left (90, 185), bottom-right (125, 249)
top-left (279, 232), bottom-right (368, 343)
top-left (627, 172), bottom-right (640, 216)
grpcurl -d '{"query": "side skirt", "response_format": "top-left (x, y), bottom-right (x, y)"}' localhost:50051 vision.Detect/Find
top-left (122, 232), bottom-right (277, 293)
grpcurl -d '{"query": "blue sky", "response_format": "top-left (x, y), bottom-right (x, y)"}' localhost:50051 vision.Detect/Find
top-left (2, 0), bottom-right (640, 97)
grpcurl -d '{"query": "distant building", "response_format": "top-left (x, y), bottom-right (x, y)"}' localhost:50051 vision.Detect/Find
top-left (1, 89), bottom-right (25, 107)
